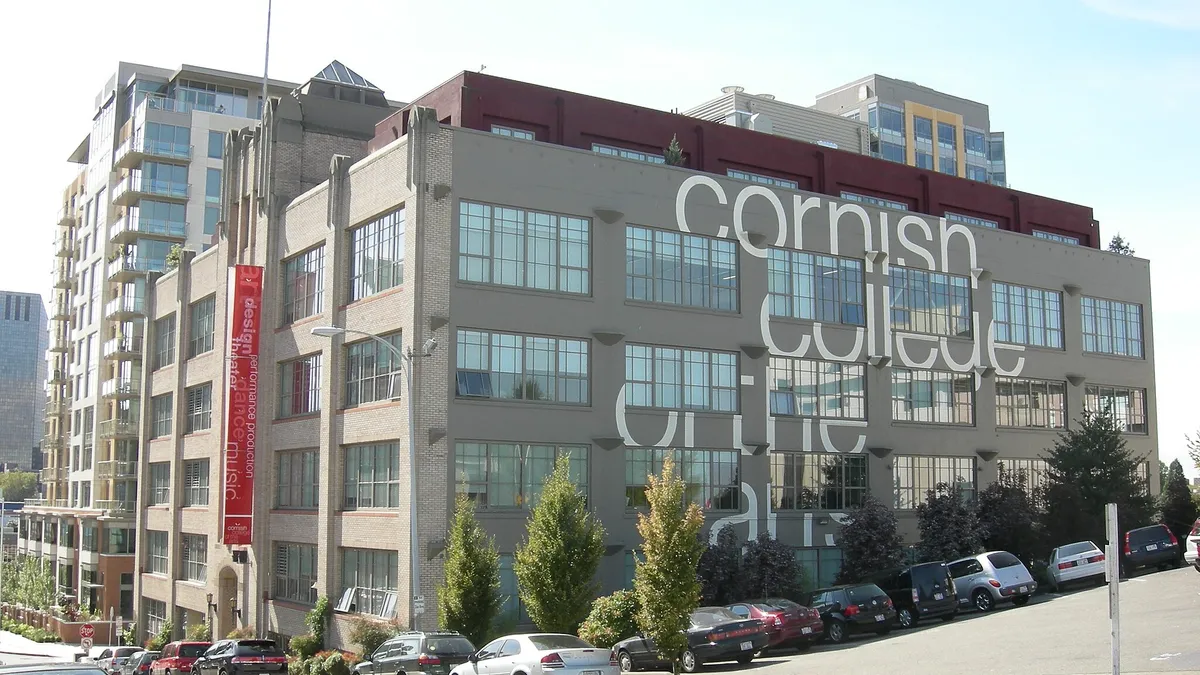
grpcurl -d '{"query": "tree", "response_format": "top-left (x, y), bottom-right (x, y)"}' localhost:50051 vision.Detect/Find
top-left (438, 494), bottom-right (502, 647)
top-left (634, 453), bottom-right (705, 674)
top-left (1041, 409), bottom-right (1155, 549)
top-left (165, 244), bottom-right (183, 270)
top-left (976, 468), bottom-right (1041, 564)
top-left (697, 525), bottom-right (742, 604)
top-left (836, 495), bottom-right (904, 583)
top-left (741, 534), bottom-right (802, 600)
top-left (664, 135), bottom-right (685, 166)
top-left (1159, 459), bottom-right (1199, 544)
top-left (1188, 432), bottom-right (1200, 473)
top-left (916, 484), bottom-right (982, 563)
top-left (578, 590), bottom-right (640, 649)
top-left (515, 455), bottom-right (606, 634)
top-left (0, 472), bottom-right (38, 502)
top-left (1107, 234), bottom-right (1135, 255)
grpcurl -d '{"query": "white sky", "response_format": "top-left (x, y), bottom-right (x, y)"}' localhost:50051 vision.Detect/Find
top-left (0, 0), bottom-right (1195, 476)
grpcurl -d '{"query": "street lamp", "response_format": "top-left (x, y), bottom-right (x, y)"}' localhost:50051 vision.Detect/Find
top-left (312, 325), bottom-right (437, 629)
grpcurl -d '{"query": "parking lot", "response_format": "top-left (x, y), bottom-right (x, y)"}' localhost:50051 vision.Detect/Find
top-left (637, 567), bottom-right (1200, 675)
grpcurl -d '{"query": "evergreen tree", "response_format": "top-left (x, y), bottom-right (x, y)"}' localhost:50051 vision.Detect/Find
top-left (836, 495), bottom-right (904, 583)
top-left (438, 494), bottom-right (502, 647)
top-left (634, 453), bottom-right (705, 674)
top-left (697, 525), bottom-right (742, 604)
top-left (515, 455), bottom-right (606, 633)
top-left (976, 468), bottom-right (1041, 564)
top-left (741, 534), bottom-right (801, 600)
top-left (916, 484), bottom-right (982, 563)
top-left (1107, 234), bottom-right (1135, 255)
top-left (1159, 459), bottom-right (1199, 544)
top-left (664, 135), bottom-right (685, 166)
top-left (1188, 431), bottom-right (1200, 473)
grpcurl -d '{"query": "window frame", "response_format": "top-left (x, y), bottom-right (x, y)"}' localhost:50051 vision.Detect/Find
top-left (349, 208), bottom-right (405, 302)
top-left (1084, 384), bottom-right (1148, 434)
top-left (148, 463), bottom-right (170, 506)
top-left (624, 343), bottom-right (738, 413)
top-left (768, 356), bottom-right (866, 419)
top-left (454, 328), bottom-right (589, 405)
top-left (891, 368), bottom-right (976, 426)
top-left (274, 542), bottom-right (318, 605)
top-left (995, 377), bottom-right (1067, 429)
top-left (992, 281), bottom-right (1064, 349)
top-left (182, 459), bottom-right (209, 507)
top-left (454, 441), bottom-right (588, 509)
top-left (490, 125), bottom-right (534, 140)
top-left (279, 353), bottom-right (322, 418)
top-left (889, 265), bottom-right (972, 338)
top-left (277, 449), bottom-right (319, 509)
top-left (625, 224), bottom-right (739, 312)
top-left (146, 530), bottom-right (168, 575)
top-left (592, 143), bottom-right (665, 164)
top-left (624, 448), bottom-right (740, 511)
top-left (187, 295), bottom-right (216, 358)
top-left (181, 533), bottom-right (207, 583)
top-left (726, 169), bottom-right (798, 190)
top-left (150, 393), bottom-right (173, 438)
top-left (457, 200), bottom-right (591, 295)
top-left (343, 442), bottom-right (400, 510)
top-left (344, 332), bottom-right (402, 408)
top-left (153, 314), bottom-right (176, 370)
top-left (767, 248), bottom-right (866, 325)
top-left (184, 383), bottom-right (213, 433)
top-left (281, 246), bottom-right (325, 324)
top-left (1081, 296), bottom-right (1144, 358)
top-left (770, 452), bottom-right (868, 511)
top-left (340, 548), bottom-right (398, 618)
top-left (892, 455), bottom-right (976, 509)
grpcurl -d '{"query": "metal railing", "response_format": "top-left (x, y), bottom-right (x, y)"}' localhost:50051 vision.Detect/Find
top-left (104, 295), bottom-right (146, 318)
top-left (93, 499), bottom-right (135, 514)
top-left (97, 419), bottom-right (139, 438)
top-left (109, 213), bottom-right (187, 241)
top-left (95, 460), bottom-right (138, 479)
top-left (101, 377), bottom-right (139, 399)
top-left (114, 134), bottom-right (193, 163)
top-left (102, 336), bottom-right (144, 358)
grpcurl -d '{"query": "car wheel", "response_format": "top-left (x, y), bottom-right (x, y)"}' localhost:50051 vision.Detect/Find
top-left (618, 650), bottom-right (634, 672)
top-left (736, 655), bottom-right (753, 665)
top-left (826, 619), bottom-right (847, 644)
top-left (897, 607), bottom-right (915, 629)
top-left (972, 590), bottom-right (995, 612)
top-left (680, 649), bottom-right (699, 674)
top-left (1012, 595), bottom-right (1031, 607)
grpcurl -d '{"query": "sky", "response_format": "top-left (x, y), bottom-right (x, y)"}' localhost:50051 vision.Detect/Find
top-left (0, 0), bottom-right (1195, 476)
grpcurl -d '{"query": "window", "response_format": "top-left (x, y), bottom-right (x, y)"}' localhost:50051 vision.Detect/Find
top-left (106, 527), bottom-right (135, 554)
top-left (205, 168), bottom-right (221, 203)
top-left (893, 456), bottom-right (976, 509)
top-left (965, 129), bottom-right (987, 157)
top-left (144, 599), bottom-right (167, 637)
top-left (139, 200), bottom-right (186, 233)
top-left (207, 130), bottom-right (224, 159)
top-left (623, 551), bottom-right (638, 589)
top-left (945, 211), bottom-right (999, 229)
top-left (937, 122), bottom-right (957, 149)
top-left (142, 162), bottom-right (188, 197)
top-left (497, 554), bottom-right (525, 621)
top-left (279, 354), bottom-right (322, 418)
top-left (625, 448), bottom-right (740, 510)
top-left (625, 344), bottom-right (737, 412)
top-left (768, 357), bottom-right (865, 419)
top-left (340, 548), bottom-right (398, 618)
top-left (458, 201), bottom-right (590, 294)
top-left (997, 458), bottom-right (1049, 496)
top-left (770, 453), bottom-right (867, 510)
top-left (891, 368), bottom-right (975, 425)
top-left (1032, 230), bottom-right (1080, 246)
top-left (878, 106), bottom-right (904, 135)
top-left (153, 314), bottom-right (175, 369)
top-left (996, 378), bottom-right (1066, 429)
top-left (914, 116), bottom-right (933, 141)
top-left (151, 394), bottom-right (173, 438)
top-left (282, 246), bottom-right (324, 323)
top-left (992, 282), bottom-right (1064, 348)
top-left (343, 443), bottom-right (400, 509)
top-left (181, 534), bottom-right (207, 583)
top-left (592, 143), bottom-right (665, 164)
top-left (184, 383), bottom-right (212, 433)
top-left (146, 530), bottom-right (168, 575)
top-left (966, 165), bottom-right (989, 182)
top-left (915, 152), bottom-right (934, 170)
top-left (144, 122), bottom-right (191, 157)
top-left (1084, 384), bottom-right (1148, 434)
top-left (455, 442), bottom-right (588, 508)
top-left (183, 460), bottom-right (209, 506)
top-left (939, 156), bottom-right (958, 176)
top-left (726, 169), bottom-right (798, 190)
top-left (839, 191), bottom-right (908, 211)
top-left (880, 142), bottom-right (905, 163)
top-left (204, 206), bottom-right (219, 238)
top-left (455, 329), bottom-right (588, 404)
top-left (188, 295), bottom-right (215, 357)
top-left (625, 225), bottom-right (738, 311)
top-left (490, 125), bottom-right (534, 140)
top-left (794, 548), bottom-right (843, 591)
top-left (889, 266), bottom-right (971, 337)
top-left (349, 209), bottom-right (405, 301)
top-left (1081, 297), bottom-right (1144, 358)
top-left (767, 249), bottom-right (865, 325)
top-left (275, 543), bottom-right (318, 604)
top-left (149, 463), bottom-right (170, 505)
top-left (277, 450), bottom-right (319, 509)
top-left (344, 332), bottom-right (402, 407)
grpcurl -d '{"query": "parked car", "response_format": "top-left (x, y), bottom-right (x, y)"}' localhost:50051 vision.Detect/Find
top-left (1047, 541), bottom-right (1107, 591)
top-left (120, 652), bottom-right (160, 675)
top-left (613, 607), bottom-right (768, 673)
top-left (805, 584), bottom-right (895, 644)
top-left (0, 664), bottom-right (107, 675)
top-left (948, 551), bottom-right (1037, 612)
top-left (354, 632), bottom-right (475, 675)
top-left (152, 642), bottom-right (211, 675)
top-left (87, 648), bottom-right (115, 665)
top-left (866, 562), bottom-right (958, 628)
top-left (1121, 524), bottom-right (1182, 576)
top-left (191, 640), bottom-right (287, 675)
top-left (1183, 518), bottom-right (1199, 567)
top-left (100, 648), bottom-right (142, 675)
top-left (726, 599), bottom-right (823, 651)
top-left (451, 634), bottom-right (616, 675)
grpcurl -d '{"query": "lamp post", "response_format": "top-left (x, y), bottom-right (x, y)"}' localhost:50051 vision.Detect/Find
top-left (312, 326), bottom-right (436, 629)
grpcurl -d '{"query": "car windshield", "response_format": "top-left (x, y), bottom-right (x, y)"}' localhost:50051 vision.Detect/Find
top-left (1058, 542), bottom-right (1098, 557)
top-left (178, 646), bottom-right (208, 658)
top-left (691, 608), bottom-right (740, 625)
top-left (527, 635), bottom-right (592, 651)
top-left (987, 552), bottom-right (1023, 569)
top-left (424, 637), bottom-right (475, 654)
top-left (234, 642), bottom-right (282, 656)
top-left (847, 585), bottom-right (885, 603)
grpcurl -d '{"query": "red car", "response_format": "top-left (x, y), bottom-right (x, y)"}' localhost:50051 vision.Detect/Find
top-left (151, 641), bottom-right (212, 675)
top-left (727, 598), bottom-right (824, 651)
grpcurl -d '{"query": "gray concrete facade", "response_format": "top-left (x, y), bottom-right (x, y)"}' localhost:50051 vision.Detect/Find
top-left (684, 88), bottom-right (870, 154)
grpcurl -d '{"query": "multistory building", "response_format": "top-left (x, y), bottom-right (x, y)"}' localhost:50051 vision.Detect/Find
top-left (0, 291), bottom-right (47, 471)
top-left (684, 86), bottom-right (870, 154)
top-left (136, 70), bottom-right (1152, 650)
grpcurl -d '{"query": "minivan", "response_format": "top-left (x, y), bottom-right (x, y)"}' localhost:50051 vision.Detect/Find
top-left (867, 562), bottom-right (958, 628)
top-left (1121, 524), bottom-right (1181, 576)
top-left (948, 551), bottom-right (1036, 612)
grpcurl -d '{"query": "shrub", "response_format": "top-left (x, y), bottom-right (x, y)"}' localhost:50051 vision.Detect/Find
top-left (185, 622), bottom-right (212, 642)
top-left (227, 626), bottom-right (256, 639)
top-left (306, 652), bottom-right (356, 675)
top-left (578, 590), bottom-right (640, 649)
top-left (287, 656), bottom-right (305, 675)
top-left (290, 634), bottom-right (321, 660)
top-left (147, 619), bottom-right (173, 650)
top-left (347, 617), bottom-right (399, 658)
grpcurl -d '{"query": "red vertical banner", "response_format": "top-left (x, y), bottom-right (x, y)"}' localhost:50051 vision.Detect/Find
top-left (223, 265), bottom-right (264, 545)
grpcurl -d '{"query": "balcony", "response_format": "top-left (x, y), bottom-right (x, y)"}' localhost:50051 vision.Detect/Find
top-left (47, 398), bottom-right (67, 417)
top-left (94, 499), bottom-right (135, 515)
top-left (101, 376), bottom-right (139, 400)
top-left (102, 335), bottom-right (144, 361)
top-left (41, 435), bottom-right (63, 451)
top-left (49, 337), bottom-right (70, 353)
top-left (43, 542), bottom-right (57, 558)
top-left (103, 294), bottom-right (146, 321)
top-left (97, 419), bottom-right (139, 439)
top-left (109, 212), bottom-right (187, 245)
top-left (107, 257), bottom-right (168, 283)
top-left (52, 267), bottom-right (72, 289)
top-left (53, 234), bottom-right (73, 258)
top-left (114, 135), bottom-right (193, 170)
top-left (51, 299), bottom-right (71, 320)
top-left (111, 170), bottom-right (189, 206)
top-left (57, 545), bottom-right (76, 563)
top-left (95, 460), bottom-right (138, 480)
top-left (48, 368), bottom-right (68, 385)
top-left (56, 206), bottom-right (77, 227)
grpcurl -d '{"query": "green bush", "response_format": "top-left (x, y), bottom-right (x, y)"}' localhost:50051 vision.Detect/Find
top-left (226, 626), bottom-right (255, 639)
top-left (1, 618), bottom-right (62, 643)
top-left (287, 657), bottom-right (305, 675)
top-left (347, 618), bottom-right (398, 658)
top-left (579, 590), bottom-right (640, 649)
top-left (290, 634), bottom-right (321, 660)
top-left (185, 622), bottom-right (212, 642)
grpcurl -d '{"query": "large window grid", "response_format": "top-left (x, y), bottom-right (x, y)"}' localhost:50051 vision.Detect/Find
top-left (1084, 384), bottom-right (1148, 434)
top-left (625, 448), bottom-right (740, 510)
top-left (455, 442), bottom-right (588, 509)
top-left (726, 169), bottom-right (798, 189)
top-left (794, 548), bottom-right (844, 592)
top-left (153, 314), bottom-right (175, 369)
top-left (768, 357), bottom-right (865, 419)
top-left (144, 599), bottom-right (167, 637)
top-left (840, 191), bottom-right (908, 211)
top-left (491, 125), bottom-right (534, 140)
top-left (150, 394), bottom-right (172, 438)
top-left (280, 354), bottom-right (322, 418)
top-left (770, 453), bottom-right (867, 510)
top-left (893, 456), bottom-right (976, 509)
top-left (995, 378), bottom-right (1066, 429)
top-left (1033, 230), bottom-right (1080, 246)
top-left (343, 443), bottom-right (400, 509)
top-left (181, 534), bottom-right (207, 583)
top-left (1081, 297), bottom-right (1144, 358)
top-left (184, 384), bottom-right (212, 433)
top-left (592, 143), bottom-right (665, 164)
top-left (349, 209), bottom-right (405, 301)
top-left (339, 548), bottom-right (397, 618)
top-left (992, 282), bottom-right (1063, 349)
top-left (945, 212), bottom-right (998, 229)
top-left (344, 333), bottom-right (402, 408)
top-left (149, 463), bottom-right (170, 505)
top-left (182, 460), bottom-right (209, 506)
top-left (277, 450), bottom-right (319, 509)
top-left (146, 531), bottom-right (168, 575)
top-left (889, 266), bottom-right (971, 337)
top-left (997, 458), bottom-right (1049, 497)
top-left (767, 249), bottom-right (865, 325)
top-left (891, 369), bottom-right (975, 425)
top-left (455, 329), bottom-right (588, 404)
top-left (187, 296), bottom-right (215, 357)
top-left (275, 542), bottom-right (318, 605)
top-left (625, 225), bottom-right (738, 312)
top-left (458, 201), bottom-right (590, 294)
top-left (625, 344), bottom-right (737, 412)
top-left (282, 246), bottom-right (324, 323)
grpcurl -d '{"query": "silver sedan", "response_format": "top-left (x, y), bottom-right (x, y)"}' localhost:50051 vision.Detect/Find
top-left (450, 634), bottom-right (618, 675)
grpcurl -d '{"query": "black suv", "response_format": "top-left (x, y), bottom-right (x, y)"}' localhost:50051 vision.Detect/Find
top-left (353, 632), bottom-right (476, 675)
top-left (806, 584), bottom-right (895, 644)
top-left (192, 640), bottom-right (286, 675)
top-left (1121, 524), bottom-right (1182, 576)
top-left (866, 562), bottom-right (958, 629)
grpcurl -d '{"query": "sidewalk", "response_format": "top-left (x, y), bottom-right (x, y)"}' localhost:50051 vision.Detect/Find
top-left (0, 630), bottom-right (84, 661)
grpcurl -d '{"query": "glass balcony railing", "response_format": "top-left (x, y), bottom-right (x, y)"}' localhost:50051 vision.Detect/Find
top-left (103, 335), bottom-right (144, 359)
top-left (101, 376), bottom-right (140, 399)
top-left (104, 295), bottom-right (146, 318)
top-left (107, 257), bottom-right (168, 279)
top-left (94, 499), bottom-right (135, 514)
top-left (114, 134), bottom-right (192, 164)
top-left (97, 419), bottom-right (140, 438)
top-left (112, 170), bottom-right (189, 202)
top-left (109, 213), bottom-right (187, 241)
top-left (95, 460), bottom-right (138, 479)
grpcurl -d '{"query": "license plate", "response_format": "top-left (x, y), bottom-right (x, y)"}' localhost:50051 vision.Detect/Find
top-left (1019, 586), bottom-right (1028, 593)
top-left (740, 641), bottom-right (753, 651)
top-left (581, 671), bottom-right (600, 675)
top-left (934, 592), bottom-right (944, 600)
top-left (1146, 544), bottom-right (1158, 551)
top-left (875, 614), bottom-right (885, 622)
top-left (801, 627), bottom-right (812, 634)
